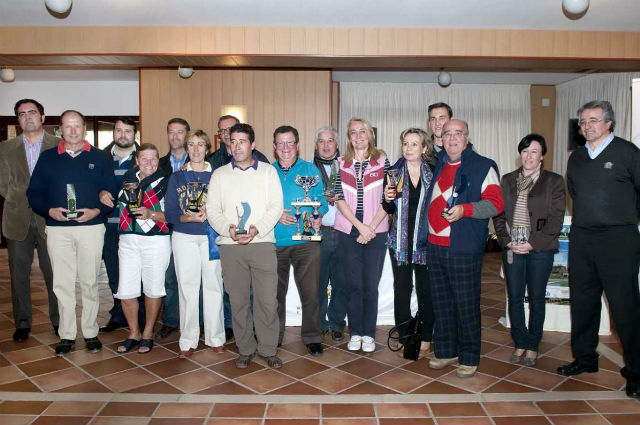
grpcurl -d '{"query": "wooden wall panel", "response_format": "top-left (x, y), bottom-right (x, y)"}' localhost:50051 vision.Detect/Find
top-left (140, 69), bottom-right (331, 161)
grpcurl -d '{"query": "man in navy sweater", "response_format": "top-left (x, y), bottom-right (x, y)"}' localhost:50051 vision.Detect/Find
top-left (27, 110), bottom-right (117, 357)
top-left (557, 100), bottom-right (640, 400)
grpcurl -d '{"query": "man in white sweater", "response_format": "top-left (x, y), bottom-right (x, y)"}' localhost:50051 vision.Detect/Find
top-left (206, 123), bottom-right (284, 369)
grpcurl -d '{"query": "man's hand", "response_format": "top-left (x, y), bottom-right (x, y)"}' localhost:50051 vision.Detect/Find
top-left (442, 205), bottom-right (463, 223)
top-left (310, 215), bottom-right (322, 232)
top-left (49, 207), bottom-right (69, 222)
top-left (99, 190), bottom-right (115, 208)
top-left (233, 224), bottom-right (258, 245)
top-left (74, 208), bottom-right (100, 223)
top-left (278, 209), bottom-right (297, 226)
top-left (324, 194), bottom-right (339, 206)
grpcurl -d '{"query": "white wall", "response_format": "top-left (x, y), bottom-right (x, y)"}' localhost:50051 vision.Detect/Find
top-left (0, 70), bottom-right (138, 116)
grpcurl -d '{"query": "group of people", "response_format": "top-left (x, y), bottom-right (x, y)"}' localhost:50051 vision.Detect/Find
top-left (1, 97), bottom-right (638, 397)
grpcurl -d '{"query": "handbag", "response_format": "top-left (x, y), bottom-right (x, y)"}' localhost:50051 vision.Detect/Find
top-left (387, 314), bottom-right (422, 361)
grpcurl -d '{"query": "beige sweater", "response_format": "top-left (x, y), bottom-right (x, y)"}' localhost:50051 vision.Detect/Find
top-left (206, 161), bottom-right (283, 245)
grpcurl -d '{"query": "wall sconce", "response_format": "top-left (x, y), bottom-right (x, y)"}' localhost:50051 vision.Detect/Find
top-left (45, 0), bottom-right (72, 14)
top-left (1, 68), bottom-right (15, 83)
top-left (220, 105), bottom-right (247, 124)
top-left (178, 67), bottom-right (194, 79)
top-left (438, 71), bottom-right (452, 88)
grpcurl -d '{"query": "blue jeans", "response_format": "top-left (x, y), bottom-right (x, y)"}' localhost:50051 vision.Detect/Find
top-left (503, 249), bottom-right (554, 352)
top-left (318, 229), bottom-right (348, 331)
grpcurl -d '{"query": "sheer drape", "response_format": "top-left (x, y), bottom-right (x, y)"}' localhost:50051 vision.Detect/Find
top-left (339, 82), bottom-right (531, 177)
top-left (553, 72), bottom-right (640, 176)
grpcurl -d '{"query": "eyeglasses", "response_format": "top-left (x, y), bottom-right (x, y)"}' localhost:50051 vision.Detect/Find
top-left (442, 130), bottom-right (467, 139)
top-left (578, 118), bottom-right (603, 127)
top-left (17, 110), bottom-right (39, 118)
top-left (218, 128), bottom-right (232, 135)
top-left (275, 141), bottom-right (297, 148)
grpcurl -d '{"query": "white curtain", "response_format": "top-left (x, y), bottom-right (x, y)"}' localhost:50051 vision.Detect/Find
top-left (553, 72), bottom-right (640, 176)
top-left (339, 82), bottom-right (531, 177)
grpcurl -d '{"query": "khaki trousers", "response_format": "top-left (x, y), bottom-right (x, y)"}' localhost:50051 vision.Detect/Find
top-left (46, 224), bottom-right (105, 340)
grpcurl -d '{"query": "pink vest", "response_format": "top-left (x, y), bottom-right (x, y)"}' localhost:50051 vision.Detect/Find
top-left (334, 155), bottom-right (389, 235)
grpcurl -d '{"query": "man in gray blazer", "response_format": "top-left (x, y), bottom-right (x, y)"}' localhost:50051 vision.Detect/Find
top-left (0, 99), bottom-right (60, 342)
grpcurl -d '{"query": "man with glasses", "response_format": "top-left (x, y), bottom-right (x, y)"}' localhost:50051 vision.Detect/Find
top-left (272, 125), bottom-right (326, 356)
top-left (0, 99), bottom-right (60, 342)
top-left (428, 102), bottom-right (453, 153)
top-left (425, 119), bottom-right (503, 378)
top-left (557, 100), bottom-right (640, 400)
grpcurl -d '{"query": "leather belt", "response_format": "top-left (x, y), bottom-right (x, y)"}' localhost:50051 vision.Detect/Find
top-left (320, 225), bottom-right (335, 232)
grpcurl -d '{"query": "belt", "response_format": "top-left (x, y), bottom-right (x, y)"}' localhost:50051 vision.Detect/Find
top-left (321, 225), bottom-right (335, 232)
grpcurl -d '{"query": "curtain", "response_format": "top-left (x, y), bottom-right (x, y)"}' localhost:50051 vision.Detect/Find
top-left (553, 72), bottom-right (640, 176)
top-left (339, 82), bottom-right (531, 177)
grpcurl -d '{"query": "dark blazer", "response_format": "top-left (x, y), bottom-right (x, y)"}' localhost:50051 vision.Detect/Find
top-left (0, 132), bottom-right (60, 240)
top-left (159, 151), bottom-right (188, 176)
top-left (494, 168), bottom-right (566, 252)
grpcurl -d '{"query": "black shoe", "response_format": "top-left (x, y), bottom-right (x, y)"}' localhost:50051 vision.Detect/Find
top-left (626, 381), bottom-right (640, 399)
top-left (99, 320), bottom-right (125, 333)
top-left (12, 328), bottom-right (30, 342)
top-left (154, 325), bottom-right (176, 340)
top-left (225, 327), bottom-right (234, 342)
top-left (307, 342), bottom-right (324, 356)
top-left (55, 339), bottom-right (75, 356)
top-left (53, 326), bottom-right (59, 337)
top-left (557, 360), bottom-right (598, 376)
top-left (84, 337), bottom-right (103, 353)
top-left (331, 330), bottom-right (344, 343)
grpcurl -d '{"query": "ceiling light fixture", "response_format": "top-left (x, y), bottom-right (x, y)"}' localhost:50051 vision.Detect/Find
top-left (562, 0), bottom-right (589, 16)
top-left (178, 67), bottom-right (194, 79)
top-left (44, 0), bottom-right (73, 14)
top-left (437, 71), bottom-right (452, 88)
top-left (0, 68), bottom-right (15, 83)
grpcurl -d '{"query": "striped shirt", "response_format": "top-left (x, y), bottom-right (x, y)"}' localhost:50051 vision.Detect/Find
top-left (22, 133), bottom-right (44, 175)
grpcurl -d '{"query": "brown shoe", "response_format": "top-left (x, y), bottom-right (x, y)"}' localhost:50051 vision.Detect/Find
top-left (456, 364), bottom-right (478, 378)
top-left (260, 355), bottom-right (282, 369)
top-left (428, 356), bottom-right (458, 370)
top-left (154, 325), bottom-right (176, 340)
top-left (235, 353), bottom-right (255, 369)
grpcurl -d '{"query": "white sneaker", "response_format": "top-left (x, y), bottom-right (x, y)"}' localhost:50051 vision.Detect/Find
top-left (347, 335), bottom-right (362, 351)
top-left (361, 336), bottom-right (376, 352)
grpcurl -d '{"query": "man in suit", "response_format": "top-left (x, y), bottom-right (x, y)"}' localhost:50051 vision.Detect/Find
top-left (0, 99), bottom-right (60, 342)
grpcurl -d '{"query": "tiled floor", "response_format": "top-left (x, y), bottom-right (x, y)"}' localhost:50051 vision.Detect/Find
top-left (0, 249), bottom-right (638, 424)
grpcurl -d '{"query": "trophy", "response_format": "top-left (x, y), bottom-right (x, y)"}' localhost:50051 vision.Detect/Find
top-left (66, 184), bottom-right (78, 219)
top-left (441, 185), bottom-right (458, 217)
top-left (235, 202), bottom-right (251, 235)
top-left (323, 159), bottom-right (340, 198)
top-left (291, 175), bottom-right (322, 241)
top-left (386, 169), bottom-right (403, 195)
top-left (186, 182), bottom-right (207, 212)
top-left (122, 182), bottom-right (142, 217)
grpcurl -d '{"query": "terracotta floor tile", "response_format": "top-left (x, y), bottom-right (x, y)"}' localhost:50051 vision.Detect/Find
top-left (189, 347), bottom-right (235, 366)
top-left (371, 368), bottom-right (429, 393)
top-left (544, 345), bottom-right (574, 362)
top-left (148, 419), bottom-right (205, 425)
top-left (599, 356), bottom-right (623, 372)
top-left (310, 348), bottom-right (359, 367)
top-left (4, 345), bottom-right (54, 364)
top-left (44, 401), bottom-right (104, 416)
top-left (0, 364), bottom-right (25, 385)
top-left (121, 346), bottom-right (176, 366)
top-left (210, 358), bottom-right (265, 379)
top-left (367, 348), bottom-right (412, 367)
top-left (31, 416), bottom-right (91, 425)
top-left (375, 403), bottom-right (430, 417)
top-left (533, 356), bottom-right (568, 375)
top-left (537, 401), bottom-right (595, 415)
top-left (477, 357), bottom-right (519, 378)
top-left (125, 380), bottom-right (183, 394)
top-left (0, 337), bottom-right (41, 352)
top-left (508, 367), bottom-right (565, 391)
top-left (337, 357), bottom-right (392, 379)
top-left (411, 381), bottom-right (472, 394)
top-left (154, 402), bottom-right (211, 417)
top-left (31, 367), bottom-right (92, 392)
top-left (588, 399), bottom-right (640, 414)
top-left (434, 418), bottom-right (492, 425)
top-left (98, 402), bottom-right (158, 417)
top-left (303, 369), bottom-right (363, 394)
top-left (196, 381), bottom-right (256, 394)
top-left (552, 379), bottom-right (608, 392)
top-left (322, 420), bottom-right (377, 425)
top-left (54, 379), bottom-right (112, 393)
top-left (401, 357), bottom-right (455, 378)
top-left (0, 379), bottom-right (41, 392)
top-left (280, 341), bottom-right (311, 356)
top-left (483, 401), bottom-right (540, 417)
top-left (548, 415), bottom-right (608, 425)
top-left (90, 417), bottom-right (149, 425)
top-left (481, 328), bottom-right (512, 345)
top-left (0, 401), bottom-right (51, 415)
top-left (206, 420), bottom-right (262, 425)
top-left (267, 403), bottom-right (319, 418)
top-left (167, 367), bottom-right (226, 393)
top-left (264, 420), bottom-right (319, 425)
top-left (63, 348), bottom-right (117, 366)
top-left (99, 366), bottom-right (159, 392)
top-left (235, 368), bottom-right (295, 393)
top-left (430, 402), bottom-right (485, 417)
top-left (144, 357), bottom-right (200, 378)
top-left (322, 404), bottom-right (375, 418)
top-left (604, 414), bottom-right (640, 425)
top-left (268, 381), bottom-right (328, 395)
top-left (340, 381), bottom-right (399, 394)
top-left (440, 371), bottom-right (499, 393)
top-left (484, 345), bottom-right (519, 363)
top-left (210, 403), bottom-right (266, 417)
top-left (494, 418), bottom-right (551, 425)
top-left (572, 369), bottom-right (626, 390)
top-left (278, 357), bottom-right (328, 379)
top-left (379, 419), bottom-right (434, 425)
top-left (18, 356), bottom-right (73, 377)
top-left (483, 379), bottom-right (542, 393)
top-left (0, 416), bottom-right (36, 425)
top-left (81, 356), bottom-right (136, 378)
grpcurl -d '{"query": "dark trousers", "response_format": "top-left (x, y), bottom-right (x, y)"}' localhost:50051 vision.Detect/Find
top-left (339, 231), bottom-right (387, 338)
top-left (102, 225), bottom-right (145, 325)
top-left (503, 249), bottom-right (554, 352)
top-left (427, 243), bottom-right (483, 366)
top-left (7, 218), bottom-right (58, 330)
top-left (161, 252), bottom-right (180, 328)
top-left (276, 243), bottom-right (323, 345)
top-left (318, 228), bottom-right (348, 332)
top-left (389, 250), bottom-right (434, 341)
top-left (569, 226), bottom-right (640, 382)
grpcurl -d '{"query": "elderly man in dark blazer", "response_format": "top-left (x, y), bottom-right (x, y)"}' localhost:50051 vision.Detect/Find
top-left (0, 98), bottom-right (60, 342)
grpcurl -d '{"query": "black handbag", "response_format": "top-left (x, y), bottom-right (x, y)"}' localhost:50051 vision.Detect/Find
top-left (387, 315), bottom-right (422, 361)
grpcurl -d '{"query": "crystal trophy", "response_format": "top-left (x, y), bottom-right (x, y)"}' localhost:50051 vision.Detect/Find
top-left (235, 202), bottom-right (251, 235)
top-left (66, 184), bottom-right (78, 219)
top-left (122, 182), bottom-right (142, 217)
top-left (323, 159), bottom-right (340, 198)
top-left (386, 169), bottom-right (403, 196)
top-left (441, 185), bottom-right (459, 217)
top-left (186, 182), bottom-right (207, 212)
top-left (292, 175), bottom-right (322, 241)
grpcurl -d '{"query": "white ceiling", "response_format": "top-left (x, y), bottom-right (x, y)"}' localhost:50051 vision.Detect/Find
top-left (2, 0), bottom-right (639, 31)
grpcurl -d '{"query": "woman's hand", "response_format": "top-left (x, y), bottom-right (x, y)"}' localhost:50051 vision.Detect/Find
top-left (384, 186), bottom-right (396, 202)
top-left (131, 207), bottom-right (152, 220)
top-left (357, 223), bottom-right (376, 243)
top-left (182, 209), bottom-right (206, 223)
top-left (511, 241), bottom-right (533, 255)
